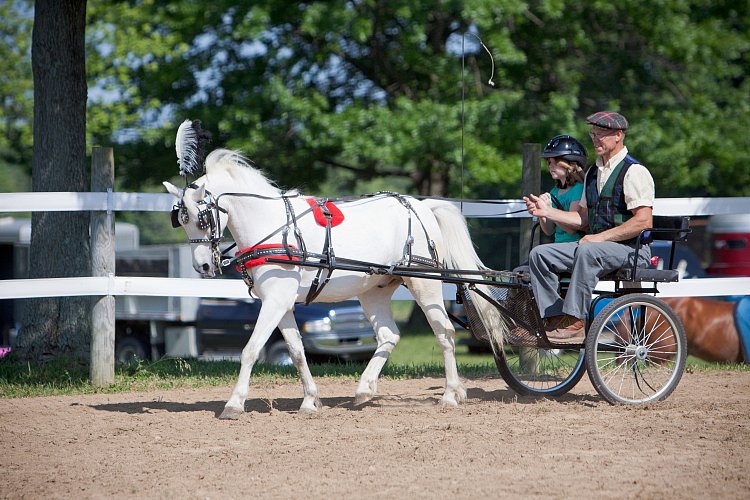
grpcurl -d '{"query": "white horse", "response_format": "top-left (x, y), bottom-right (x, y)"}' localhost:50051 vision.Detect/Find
top-left (164, 148), bottom-right (506, 419)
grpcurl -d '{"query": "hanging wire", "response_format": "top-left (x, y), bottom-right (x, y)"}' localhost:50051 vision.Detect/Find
top-left (460, 32), bottom-right (496, 214)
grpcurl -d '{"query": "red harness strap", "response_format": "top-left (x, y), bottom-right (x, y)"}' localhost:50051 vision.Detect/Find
top-left (306, 198), bottom-right (345, 227)
top-left (235, 244), bottom-right (300, 271)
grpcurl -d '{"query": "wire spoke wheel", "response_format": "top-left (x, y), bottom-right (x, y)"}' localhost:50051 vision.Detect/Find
top-left (585, 294), bottom-right (687, 404)
top-left (495, 343), bottom-right (586, 397)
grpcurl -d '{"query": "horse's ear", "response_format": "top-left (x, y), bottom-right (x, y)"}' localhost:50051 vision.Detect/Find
top-left (163, 181), bottom-right (181, 198)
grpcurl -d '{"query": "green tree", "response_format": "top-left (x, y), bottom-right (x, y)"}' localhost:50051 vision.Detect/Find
top-left (81, 0), bottom-right (748, 201)
top-left (3, 1), bottom-right (748, 208)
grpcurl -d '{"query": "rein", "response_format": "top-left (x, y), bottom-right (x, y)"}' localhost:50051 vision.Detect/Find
top-left (175, 187), bottom-right (515, 301)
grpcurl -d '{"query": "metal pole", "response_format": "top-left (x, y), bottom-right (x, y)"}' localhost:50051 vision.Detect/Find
top-left (90, 147), bottom-right (115, 386)
top-left (520, 143), bottom-right (541, 260)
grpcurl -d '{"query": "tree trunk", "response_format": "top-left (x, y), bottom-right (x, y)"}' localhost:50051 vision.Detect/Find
top-left (16, 0), bottom-right (89, 362)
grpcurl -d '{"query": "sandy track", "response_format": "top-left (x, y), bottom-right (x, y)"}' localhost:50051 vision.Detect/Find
top-left (2, 371), bottom-right (749, 499)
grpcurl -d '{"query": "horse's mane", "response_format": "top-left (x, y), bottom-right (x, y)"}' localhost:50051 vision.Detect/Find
top-left (205, 149), bottom-right (296, 197)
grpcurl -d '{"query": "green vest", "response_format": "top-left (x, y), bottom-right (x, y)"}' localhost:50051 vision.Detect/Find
top-left (585, 155), bottom-right (639, 239)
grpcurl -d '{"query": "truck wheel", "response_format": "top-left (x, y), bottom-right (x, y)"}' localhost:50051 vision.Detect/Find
top-left (265, 340), bottom-right (293, 366)
top-left (115, 336), bottom-right (149, 365)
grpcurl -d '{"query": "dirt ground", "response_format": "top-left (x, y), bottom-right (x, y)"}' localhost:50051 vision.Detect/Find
top-left (1, 370), bottom-right (749, 499)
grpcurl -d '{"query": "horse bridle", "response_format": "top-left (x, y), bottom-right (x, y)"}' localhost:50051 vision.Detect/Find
top-left (171, 182), bottom-right (228, 272)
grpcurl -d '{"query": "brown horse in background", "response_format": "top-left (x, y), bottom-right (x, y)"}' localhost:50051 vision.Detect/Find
top-left (661, 297), bottom-right (742, 363)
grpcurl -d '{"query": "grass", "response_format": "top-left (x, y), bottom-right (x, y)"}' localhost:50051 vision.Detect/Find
top-left (1, 329), bottom-right (747, 398)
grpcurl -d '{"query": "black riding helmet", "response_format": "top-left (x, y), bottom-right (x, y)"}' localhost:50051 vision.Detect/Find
top-left (541, 134), bottom-right (588, 166)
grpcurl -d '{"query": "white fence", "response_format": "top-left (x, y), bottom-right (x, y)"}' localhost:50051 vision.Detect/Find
top-left (2, 191), bottom-right (750, 300)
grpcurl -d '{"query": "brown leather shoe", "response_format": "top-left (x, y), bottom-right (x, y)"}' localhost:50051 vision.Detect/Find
top-left (547, 317), bottom-right (586, 343)
top-left (543, 315), bottom-right (566, 332)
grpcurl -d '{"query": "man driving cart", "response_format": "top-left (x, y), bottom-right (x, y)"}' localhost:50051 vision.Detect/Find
top-left (523, 111), bottom-right (655, 343)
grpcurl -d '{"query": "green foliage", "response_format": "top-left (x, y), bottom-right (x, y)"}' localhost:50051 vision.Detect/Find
top-left (0, 0), bottom-right (33, 191)
top-left (2, 1), bottom-right (748, 205)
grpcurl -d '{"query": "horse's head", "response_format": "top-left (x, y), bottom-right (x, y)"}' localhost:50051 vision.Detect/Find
top-left (163, 181), bottom-right (228, 277)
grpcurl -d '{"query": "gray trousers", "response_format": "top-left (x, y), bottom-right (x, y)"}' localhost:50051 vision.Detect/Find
top-left (529, 242), bottom-right (651, 320)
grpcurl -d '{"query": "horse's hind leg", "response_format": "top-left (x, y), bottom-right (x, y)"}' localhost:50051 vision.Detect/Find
top-left (406, 278), bottom-right (466, 406)
top-left (220, 298), bottom-right (290, 420)
top-left (354, 282), bottom-right (402, 406)
top-left (278, 311), bottom-right (322, 412)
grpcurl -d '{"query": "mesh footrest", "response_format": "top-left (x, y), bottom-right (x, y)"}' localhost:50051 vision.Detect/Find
top-left (458, 283), bottom-right (546, 348)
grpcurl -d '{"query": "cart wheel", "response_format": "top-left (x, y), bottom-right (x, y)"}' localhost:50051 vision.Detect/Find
top-left (495, 344), bottom-right (586, 397)
top-left (585, 294), bottom-right (687, 405)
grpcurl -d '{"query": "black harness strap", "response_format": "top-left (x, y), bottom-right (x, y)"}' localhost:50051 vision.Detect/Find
top-left (303, 200), bottom-right (337, 304)
top-left (386, 192), bottom-right (440, 267)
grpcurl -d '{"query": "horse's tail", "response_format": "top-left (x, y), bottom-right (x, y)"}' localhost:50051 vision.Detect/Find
top-left (422, 199), bottom-right (510, 352)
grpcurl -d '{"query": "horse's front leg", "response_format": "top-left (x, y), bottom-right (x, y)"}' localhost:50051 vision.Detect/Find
top-left (354, 282), bottom-right (402, 406)
top-left (278, 311), bottom-right (322, 412)
top-left (219, 298), bottom-right (291, 420)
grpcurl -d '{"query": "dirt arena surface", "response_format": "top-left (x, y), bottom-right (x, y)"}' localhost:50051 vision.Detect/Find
top-left (2, 370), bottom-right (749, 499)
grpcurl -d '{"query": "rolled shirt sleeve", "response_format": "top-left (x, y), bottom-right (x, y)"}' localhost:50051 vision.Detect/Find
top-left (623, 164), bottom-right (655, 210)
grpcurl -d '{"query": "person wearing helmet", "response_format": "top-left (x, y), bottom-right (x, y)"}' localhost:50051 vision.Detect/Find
top-left (534, 134), bottom-right (587, 243)
top-left (523, 111), bottom-right (655, 342)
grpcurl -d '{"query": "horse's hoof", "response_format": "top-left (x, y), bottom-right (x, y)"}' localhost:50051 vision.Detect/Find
top-left (299, 397), bottom-right (322, 413)
top-left (438, 397), bottom-right (459, 408)
top-left (219, 406), bottom-right (244, 420)
top-left (354, 392), bottom-right (373, 406)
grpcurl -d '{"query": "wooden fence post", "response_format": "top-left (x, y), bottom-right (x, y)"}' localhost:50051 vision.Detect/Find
top-left (90, 147), bottom-right (115, 386)
top-left (520, 143), bottom-right (541, 258)
top-left (520, 143), bottom-right (541, 373)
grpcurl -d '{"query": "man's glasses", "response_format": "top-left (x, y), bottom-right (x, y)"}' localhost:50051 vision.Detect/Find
top-left (589, 130), bottom-right (618, 140)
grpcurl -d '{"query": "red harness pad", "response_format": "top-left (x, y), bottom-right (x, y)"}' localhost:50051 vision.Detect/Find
top-left (306, 198), bottom-right (345, 227)
top-left (235, 244), bottom-right (300, 271)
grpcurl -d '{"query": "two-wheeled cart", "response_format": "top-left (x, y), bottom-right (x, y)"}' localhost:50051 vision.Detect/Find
top-left (457, 215), bottom-right (690, 404)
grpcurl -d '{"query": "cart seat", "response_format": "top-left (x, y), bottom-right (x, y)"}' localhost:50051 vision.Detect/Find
top-left (609, 266), bottom-right (678, 283)
top-left (607, 215), bottom-right (691, 284)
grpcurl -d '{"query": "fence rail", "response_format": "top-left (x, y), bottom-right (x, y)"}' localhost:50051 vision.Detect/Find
top-left (1, 276), bottom-right (750, 301)
top-left (3, 191), bottom-right (750, 217)
top-left (3, 192), bottom-right (750, 302)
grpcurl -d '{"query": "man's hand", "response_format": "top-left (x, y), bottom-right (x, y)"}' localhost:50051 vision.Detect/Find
top-left (580, 206), bottom-right (653, 244)
top-left (579, 233), bottom-right (607, 244)
top-left (523, 193), bottom-right (551, 218)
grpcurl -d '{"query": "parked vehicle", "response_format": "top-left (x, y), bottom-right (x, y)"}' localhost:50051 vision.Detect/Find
top-left (112, 244), bottom-right (377, 364)
top-left (706, 214), bottom-right (750, 277)
top-left (0, 217), bottom-right (376, 365)
top-left (650, 240), bottom-right (706, 279)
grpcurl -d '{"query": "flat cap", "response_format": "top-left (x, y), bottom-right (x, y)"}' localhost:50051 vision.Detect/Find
top-left (586, 111), bottom-right (629, 130)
